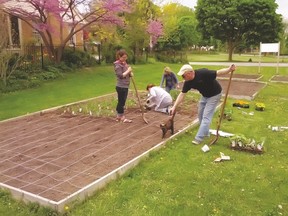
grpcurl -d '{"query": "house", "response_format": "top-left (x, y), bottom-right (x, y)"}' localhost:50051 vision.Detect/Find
top-left (1, 0), bottom-right (85, 55)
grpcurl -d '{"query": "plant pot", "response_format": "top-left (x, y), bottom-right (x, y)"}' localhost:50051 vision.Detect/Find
top-left (233, 101), bottom-right (250, 108)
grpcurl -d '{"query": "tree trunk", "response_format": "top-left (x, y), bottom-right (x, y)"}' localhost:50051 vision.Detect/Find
top-left (55, 46), bottom-right (65, 64)
top-left (227, 41), bottom-right (234, 61)
top-left (39, 32), bottom-right (56, 62)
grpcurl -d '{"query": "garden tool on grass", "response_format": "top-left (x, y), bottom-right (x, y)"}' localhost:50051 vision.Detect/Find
top-left (131, 76), bottom-right (149, 124)
top-left (209, 68), bottom-right (234, 146)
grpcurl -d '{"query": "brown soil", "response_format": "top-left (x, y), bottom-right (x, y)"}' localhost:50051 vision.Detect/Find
top-left (270, 75), bottom-right (288, 83)
top-left (0, 94), bottom-right (197, 202)
top-left (218, 79), bottom-right (266, 99)
top-left (217, 73), bottom-right (262, 80)
top-left (0, 76), bottom-right (266, 204)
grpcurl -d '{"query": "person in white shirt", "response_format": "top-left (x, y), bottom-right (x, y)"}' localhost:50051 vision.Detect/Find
top-left (145, 84), bottom-right (173, 114)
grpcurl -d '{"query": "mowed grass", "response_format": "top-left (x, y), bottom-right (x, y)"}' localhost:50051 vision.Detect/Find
top-left (0, 59), bottom-right (288, 215)
top-left (1, 55), bottom-right (286, 120)
top-left (0, 63), bottom-right (167, 120)
top-left (188, 52), bottom-right (288, 63)
top-left (69, 66), bottom-right (288, 216)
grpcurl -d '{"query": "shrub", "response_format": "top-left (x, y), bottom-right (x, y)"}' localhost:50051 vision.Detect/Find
top-left (11, 69), bottom-right (29, 79)
top-left (0, 64), bottom-right (63, 92)
top-left (154, 51), bottom-right (188, 63)
top-left (62, 48), bottom-right (97, 68)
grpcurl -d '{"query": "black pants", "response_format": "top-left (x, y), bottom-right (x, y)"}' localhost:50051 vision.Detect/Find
top-left (116, 86), bottom-right (128, 115)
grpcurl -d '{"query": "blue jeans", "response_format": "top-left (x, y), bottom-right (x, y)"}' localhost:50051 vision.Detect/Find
top-left (195, 93), bottom-right (222, 142)
top-left (165, 86), bottom-right (174, 93)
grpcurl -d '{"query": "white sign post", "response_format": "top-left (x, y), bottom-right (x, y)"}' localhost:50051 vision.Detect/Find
top-left (258, 42), bottom-right (280, 74)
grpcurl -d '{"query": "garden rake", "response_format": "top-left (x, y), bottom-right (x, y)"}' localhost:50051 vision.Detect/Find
top-left (131, 76), bottom-right (149, 124)
top-left (209, 68), bottom-right (234, 146)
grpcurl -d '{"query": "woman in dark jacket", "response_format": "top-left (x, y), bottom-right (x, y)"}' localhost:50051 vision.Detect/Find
top-left (160, 66), bottom-right (179, 93)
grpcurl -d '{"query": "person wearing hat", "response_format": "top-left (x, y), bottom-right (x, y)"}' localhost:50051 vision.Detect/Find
top-left (160, 66), bottom-right (179, 93)
top-left (170, 64), bottom-right (236, 145)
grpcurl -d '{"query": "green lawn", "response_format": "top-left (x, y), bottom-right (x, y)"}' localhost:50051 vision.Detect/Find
top-left (188, 52), bottom-right (288, 63)
top-left (0, 63), bottom-right (171, 120)
top-left (0, 61), bottom-right (288, 216)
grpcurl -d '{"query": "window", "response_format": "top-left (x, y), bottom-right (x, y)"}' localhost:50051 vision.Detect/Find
top-left (9, 15), bottom-right (20, 47)
top-left (69, 28), bottom-right (76, 47)
top-left (33, 30), bottom-right (42, 45)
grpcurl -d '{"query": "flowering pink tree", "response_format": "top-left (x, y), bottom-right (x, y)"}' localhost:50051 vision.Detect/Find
top-left (146, 19), bottom-right (163, 50)
top-left (0, 0), bottom-right (131, 63)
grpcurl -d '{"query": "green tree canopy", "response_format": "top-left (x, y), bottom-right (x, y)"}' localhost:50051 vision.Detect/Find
top-left (196, 0), bottom-right (283, 61)
top-left (159, 3), bottom-right (199, 51)
top-left (178, 16), bottom-right (200, 48)
top-left (89, 0), bottom-right (162, 63)
top-left (123, 0), bottom-right (161, 62)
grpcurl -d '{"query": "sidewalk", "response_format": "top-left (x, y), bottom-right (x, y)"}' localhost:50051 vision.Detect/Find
top-left (189, 62), bottom-right (288, 67)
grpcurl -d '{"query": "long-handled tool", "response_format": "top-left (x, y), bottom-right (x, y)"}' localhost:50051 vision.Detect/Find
top-left (131, 76), bottom-right (149, 124)
top-left (210, 69), bottom-right (234, 145)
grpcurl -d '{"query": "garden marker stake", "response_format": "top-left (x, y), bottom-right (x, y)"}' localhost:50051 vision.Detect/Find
top-left (210, 68), bottom-right (234, 146)
top-left (131, 76), bottom-right (149, 124)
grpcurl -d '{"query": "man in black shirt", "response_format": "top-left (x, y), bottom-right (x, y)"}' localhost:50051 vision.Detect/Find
top-left (170, 64), bottom-right (236, 145)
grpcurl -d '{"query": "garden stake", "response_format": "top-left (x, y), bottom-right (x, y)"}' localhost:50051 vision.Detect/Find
top-left (209, 69), bottom-right (234, 146)
top-left (131, 76), bottom-right (149, 124)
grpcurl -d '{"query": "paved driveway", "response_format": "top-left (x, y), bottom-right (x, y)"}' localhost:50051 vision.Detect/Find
top-left (189, 62), bottom-right (288, 67)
